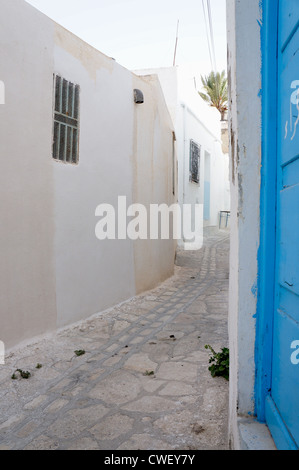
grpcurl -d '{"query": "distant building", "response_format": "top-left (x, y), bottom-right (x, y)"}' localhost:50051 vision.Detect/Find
top-left (227, 0), bottom-right (299, 450)
top-left (135, 66), bottom-right (231, 250)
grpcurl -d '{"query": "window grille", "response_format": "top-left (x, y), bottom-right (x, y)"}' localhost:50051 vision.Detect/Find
top-left (53, 75), bottom-right (80, 164)
top-left (189, 140), bottom-right (201, 184)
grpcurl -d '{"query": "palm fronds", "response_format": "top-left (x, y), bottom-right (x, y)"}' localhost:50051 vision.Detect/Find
top-left (199, 70), bottom-right (228, 120)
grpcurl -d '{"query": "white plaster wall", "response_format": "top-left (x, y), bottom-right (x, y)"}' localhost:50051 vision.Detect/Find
top-left (210, 146), bottom-right (231, 227)
top-left (227, 0), bottom-right (262, 449)
top-left (0, 0), bottom-right (175, 349)
top-left (134, 68), bottom-right (179, 128)
top-left (135, 66), bottom-right (230, 246)
top-left (53, 27), bottom-right (137, 328)
top-left (0, 0), bottom-right (57, 350)
top-left (131, 74), bottom-right (176, 293)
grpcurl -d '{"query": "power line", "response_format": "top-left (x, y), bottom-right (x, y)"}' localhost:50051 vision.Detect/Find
top-left (206, 0), bottom-right (219, 98)
top-left (202, 0), bottom-right (215, 72)
top-left (207, 0), bottom-right (217, 73)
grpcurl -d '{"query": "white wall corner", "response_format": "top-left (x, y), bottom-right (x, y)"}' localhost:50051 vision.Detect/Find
top-left (227, 0), bottom-right (262, 448)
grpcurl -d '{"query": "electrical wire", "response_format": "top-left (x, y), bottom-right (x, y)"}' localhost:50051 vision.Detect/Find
top-left (207, 0), bottom-right (217, 73)
top-left (202, 0), bottom-right (215, 73)
top-left (202, 0), bottom-right (219, 100)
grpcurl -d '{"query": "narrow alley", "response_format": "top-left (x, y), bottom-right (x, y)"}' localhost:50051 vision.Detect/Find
top-left (0, 229), bottom-right (229, 451)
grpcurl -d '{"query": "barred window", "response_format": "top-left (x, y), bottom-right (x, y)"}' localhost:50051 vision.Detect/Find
top-left (189, 140), bottom-right (201, 184)
top-left (53, 75), bottom-right (80, 164)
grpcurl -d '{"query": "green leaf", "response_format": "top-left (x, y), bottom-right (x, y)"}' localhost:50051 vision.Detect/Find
top-left (205, 344), bottom-right (229, 381)
top-left (74, 350), bottom-right (86, 357)
top-left (199, 70), bottom-right (228, 116)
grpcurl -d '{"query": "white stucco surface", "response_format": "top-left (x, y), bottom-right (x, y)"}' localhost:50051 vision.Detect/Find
top-left (135, 66), bottom-right (231, 250)
top-left (0, 0), bottom-right (57, 349)
top-left (0, 0), bottom-right (176, 349)
top-left (52, 28), bottom-right (137, 328)
top-left (227, 0), bottom-right (262, 449)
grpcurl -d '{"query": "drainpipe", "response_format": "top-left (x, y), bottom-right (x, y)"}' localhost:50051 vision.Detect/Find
top-left (181, 103), bottom-right (187, 207)
top-left (181, 103), bottom-right (187, 244)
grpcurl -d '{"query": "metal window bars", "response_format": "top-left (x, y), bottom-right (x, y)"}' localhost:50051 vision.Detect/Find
top-left (189, 140), bottom-right (201, 184)
top-left (53, 75), bottom-right (80, 164)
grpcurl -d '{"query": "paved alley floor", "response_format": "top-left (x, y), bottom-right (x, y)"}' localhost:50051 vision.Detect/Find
top-left (0, 229), bottom-right (230, 451)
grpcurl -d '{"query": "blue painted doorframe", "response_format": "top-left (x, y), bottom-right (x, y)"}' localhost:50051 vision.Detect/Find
top-left (256, 0), bottom-right (299, 450)
top-left (255, 0), bottom-right (278, 425)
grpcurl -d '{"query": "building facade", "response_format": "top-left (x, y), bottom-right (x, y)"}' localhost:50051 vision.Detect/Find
top-left (135, 67), bottom-right (231, 251)
top-left (227, 0), bottom-right (299, 450)
top-left (0, 0), bottom-right (176, 351)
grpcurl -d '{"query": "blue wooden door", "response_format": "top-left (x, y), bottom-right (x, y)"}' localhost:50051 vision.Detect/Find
top-left (204, 181), bottom-right (210, 221)
top-left (265, 0), bottom-right (299, 450)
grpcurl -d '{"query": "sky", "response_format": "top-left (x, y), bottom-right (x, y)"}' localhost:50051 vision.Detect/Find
top-left (25, 0), bottom-right (227, 83)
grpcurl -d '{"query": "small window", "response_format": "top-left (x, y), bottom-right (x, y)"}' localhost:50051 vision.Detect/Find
top-left (189, 140), bottom-right (201, 184)
top-left (53, 75), bottom-right (80, 164)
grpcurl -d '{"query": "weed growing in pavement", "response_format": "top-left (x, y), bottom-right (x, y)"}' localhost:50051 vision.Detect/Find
top-left (205, 345), bottom-right (229, 381)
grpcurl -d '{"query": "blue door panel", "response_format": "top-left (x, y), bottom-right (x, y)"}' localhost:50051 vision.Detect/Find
top-left (271, 310), bottom-right (299, 445)
top-left (279, 286), bottom-right (299, 324)
top-left (204, 181), bottom-right (210, 221)
top-left (280, 1), bottom-right (299, 50)
top-left (282, 157), bottom-right (299, 189)
top-left (278, 185), bottom-right (299, 300)
top-left (265, 0), bottom-right (299, 450)
top-left (280, 31), bottom-right (299, 163)
top-left (265, 396), bottom-right (298, 450)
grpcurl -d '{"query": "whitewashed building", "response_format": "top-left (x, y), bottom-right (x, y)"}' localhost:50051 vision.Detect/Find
top-left (0, 0), bottom-right (176, 351)
top-left (135, 66), bottom-right (231, 250)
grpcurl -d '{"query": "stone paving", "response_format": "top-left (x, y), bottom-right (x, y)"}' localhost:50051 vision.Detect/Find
top-left (0, 229), bottom-right (230, 450)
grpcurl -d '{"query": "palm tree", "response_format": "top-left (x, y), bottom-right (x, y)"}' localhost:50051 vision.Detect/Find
top-left (199, 70), bottom-right (228, 121)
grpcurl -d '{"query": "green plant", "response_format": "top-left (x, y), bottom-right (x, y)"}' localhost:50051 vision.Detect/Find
top-left (74, 350), bottom-right (86, 357)
top-left (36, 363), bottom-right (43, 369)
top-left (11, 369), bottom-right (31, 380)
top-left (144, 370), bottom-right (155, 377)
top-left (18, 369), bottom-right (31, 379)
top-left (205, 345), bottom-right (229, 381)
top-left (199, 70), bottom-right (228, 120)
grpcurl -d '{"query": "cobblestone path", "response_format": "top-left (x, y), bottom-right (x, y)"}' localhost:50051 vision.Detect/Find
top-left (0, 229), bottom-right (230, 450)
